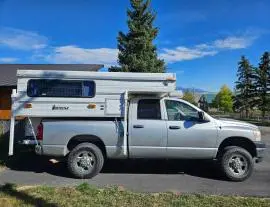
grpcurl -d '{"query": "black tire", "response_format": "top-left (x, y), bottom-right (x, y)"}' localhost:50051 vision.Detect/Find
top-left (67, 143), bottom-right (104, 179)
top-left (219, 146), bottom-right (254, 182)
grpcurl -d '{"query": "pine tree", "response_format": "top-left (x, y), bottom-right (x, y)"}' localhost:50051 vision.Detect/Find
top-left (234, 56), bottom-right (256, 118)
top-left (109, 0), bottom-right (165, 73)
top-left (255, 52), bottom-right (270, 118)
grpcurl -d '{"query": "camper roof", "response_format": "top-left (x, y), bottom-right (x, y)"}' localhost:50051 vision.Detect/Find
top-left (17, 70), bottom-right (176, 81)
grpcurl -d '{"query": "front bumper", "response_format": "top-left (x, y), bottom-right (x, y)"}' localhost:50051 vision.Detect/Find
top-left (254, 141), bottom-right (266, 163)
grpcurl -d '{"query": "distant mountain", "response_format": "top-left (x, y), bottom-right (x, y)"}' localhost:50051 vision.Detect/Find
top-left (176, 86), bottom-right (208, 93)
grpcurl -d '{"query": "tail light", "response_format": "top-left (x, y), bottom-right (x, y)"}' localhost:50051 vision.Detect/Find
top-left (24, 103), bottom-right (32, 109)
top-left (37, 123), bottom-right (43, 141)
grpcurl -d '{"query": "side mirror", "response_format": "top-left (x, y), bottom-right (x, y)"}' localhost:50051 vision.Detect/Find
top-left (198, 111), bottom-right (205, 121)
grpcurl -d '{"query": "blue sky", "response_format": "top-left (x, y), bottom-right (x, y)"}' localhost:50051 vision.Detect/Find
top-left (0, 0), bottom-right (269, 91)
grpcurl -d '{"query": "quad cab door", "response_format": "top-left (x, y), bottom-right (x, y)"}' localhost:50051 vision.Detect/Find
top-left (128, 98), bottom-right (167, 158)
top-left (163, 98), bottom-right (218, 159)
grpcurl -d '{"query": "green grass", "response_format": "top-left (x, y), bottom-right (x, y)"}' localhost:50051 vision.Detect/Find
top-left (0, 183), bottom-right (269, 207)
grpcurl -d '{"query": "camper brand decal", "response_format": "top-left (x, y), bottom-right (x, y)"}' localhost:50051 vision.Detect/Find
top-left (52, 105), bottom-right (69, 110)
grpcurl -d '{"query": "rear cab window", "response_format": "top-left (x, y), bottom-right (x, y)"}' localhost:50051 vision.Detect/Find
top-left (137, 99), bottom-right (161, 120)
top-left (27, 79), bottom-right (95, 98)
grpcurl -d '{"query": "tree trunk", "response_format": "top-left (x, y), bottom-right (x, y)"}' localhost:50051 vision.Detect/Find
top-left (245, 109), bottom-right (249, 118)
top-left (262, 96), bottom-right (266, 119)
top-left (262, 110), bottom-right (266, 120)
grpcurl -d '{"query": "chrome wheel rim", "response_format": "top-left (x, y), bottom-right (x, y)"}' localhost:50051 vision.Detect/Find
top-left (228, 154), bottom-right (248, 176)
top-left (76, 151), bottom-right (95, 173)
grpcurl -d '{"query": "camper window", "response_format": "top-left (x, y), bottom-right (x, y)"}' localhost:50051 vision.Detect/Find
top-left (27, 79), bottom-right (95, 98)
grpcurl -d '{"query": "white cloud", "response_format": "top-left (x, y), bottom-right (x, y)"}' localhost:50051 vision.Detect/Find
top-left (0, 27), bottom-right (48, 50)
top-left (45, 35), bottom-right (256, 65)
top-left (160, 35), bottom-right (257, 63)
top-left (213, 36), bottom-right (256, 49)
top-left (0, 27), bottom-right (259, 66)
top-left (160, 46), bottom-right (217, 63)
top-left (0, 57), bottom-right (18, 63)
top-left (46, 45), bottom-right (118, 66)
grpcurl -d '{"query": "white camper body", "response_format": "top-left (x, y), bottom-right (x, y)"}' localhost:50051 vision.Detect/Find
top-left (9, 70), bottom-right (178, 155)
top-left (14, 70), bottom-right (176, 118)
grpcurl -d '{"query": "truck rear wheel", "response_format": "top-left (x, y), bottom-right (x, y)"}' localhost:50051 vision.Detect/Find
top-left (67, 143), bottom-right (104, 179)
top-left (219, 146), bottom-right (254, 181)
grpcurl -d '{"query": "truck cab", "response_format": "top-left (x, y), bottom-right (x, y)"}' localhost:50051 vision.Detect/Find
top-left (128, 97), bottom-right (218, 159)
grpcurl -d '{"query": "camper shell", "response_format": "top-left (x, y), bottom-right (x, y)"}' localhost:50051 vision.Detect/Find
top-left (13, 70), bottom-right (177, 117)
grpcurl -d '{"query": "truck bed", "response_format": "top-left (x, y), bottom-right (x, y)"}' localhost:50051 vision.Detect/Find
top-left (41, 119), bottom-right (126, 158)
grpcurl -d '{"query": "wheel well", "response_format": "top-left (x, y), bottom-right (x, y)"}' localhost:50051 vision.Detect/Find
top-left (67, 135), bottom-right (107, 158)
top-left (216, 137), bottom-right (257, 158)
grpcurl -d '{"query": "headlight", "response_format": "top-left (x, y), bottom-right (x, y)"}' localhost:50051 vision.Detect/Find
top-left (253, 130), bottom-right (261, 141)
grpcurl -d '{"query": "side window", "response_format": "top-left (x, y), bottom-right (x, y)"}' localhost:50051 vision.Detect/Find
top-left (137, 99), bottom-right (161, 120)
top-left (27, 79), bottom-right (95, 98)
top-left (165, 100), bottom-right (199, 121)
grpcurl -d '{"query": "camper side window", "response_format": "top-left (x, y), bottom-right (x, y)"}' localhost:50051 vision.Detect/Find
top-left (137, 99), bottom-right (161, 120)
top-left (27, 79), bottom-right (95, 98)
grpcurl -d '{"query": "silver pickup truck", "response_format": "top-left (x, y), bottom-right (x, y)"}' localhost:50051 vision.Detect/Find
top-left (35, 97), bottom-right (265, 181)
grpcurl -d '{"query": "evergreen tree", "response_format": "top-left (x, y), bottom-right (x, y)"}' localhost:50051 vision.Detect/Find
top-left (234, 56), bottom-right (256, 117)
top-left (109, 0), bottom-right (165, 73)
top-left (213, 85), bottom-right (233, 113)
top-left (255, 52), bottom-right (270, 118)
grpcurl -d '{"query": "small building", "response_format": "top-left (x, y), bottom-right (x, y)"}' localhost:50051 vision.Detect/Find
top-left (0, 64), bottom-right (103, 135)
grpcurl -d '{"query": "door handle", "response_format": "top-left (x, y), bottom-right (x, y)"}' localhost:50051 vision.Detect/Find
top-left (133, 125), bottom-right (144, 128)
top-left (169, 126), bottom-right (181, 130)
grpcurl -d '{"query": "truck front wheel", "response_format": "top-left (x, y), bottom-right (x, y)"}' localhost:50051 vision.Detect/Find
top-left (67, 143), bottom-right (104, 179)
top-left (219, 146), bottom-right (254, 181)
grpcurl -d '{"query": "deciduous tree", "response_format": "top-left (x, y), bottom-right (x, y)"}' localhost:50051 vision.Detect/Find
top-left (213, 85), bottom-right (233, 112)
top-left (182, 90), bottom-right (197, 105)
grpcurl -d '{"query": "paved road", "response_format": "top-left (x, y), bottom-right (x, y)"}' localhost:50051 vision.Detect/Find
top-left (0, 127), bottom-right (269, 197)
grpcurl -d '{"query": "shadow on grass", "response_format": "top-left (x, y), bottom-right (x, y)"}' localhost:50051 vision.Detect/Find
top-left (0, 183), bottom-right (58, 207)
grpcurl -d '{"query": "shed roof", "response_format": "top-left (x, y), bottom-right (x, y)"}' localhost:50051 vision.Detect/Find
top-left (0, 64), bottom-right (103, 86)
